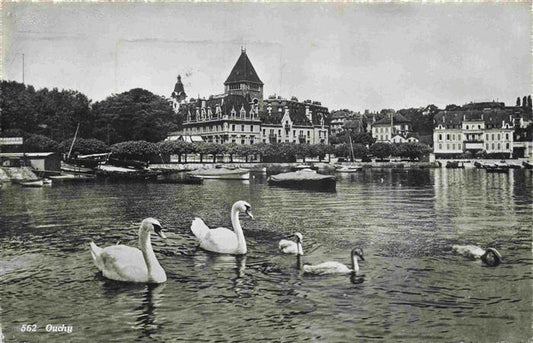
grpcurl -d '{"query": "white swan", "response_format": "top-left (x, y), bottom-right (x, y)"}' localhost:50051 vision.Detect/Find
top-left (89, 218), bottom-right (167, 283)
top-left (303, 248), bottom-right (364, 275)
top-left (452, 245), bottom-right (502, 266)
top-left (278, 232), bottom-right (303, 255)
top-left (191, 200), bottom-right (253, 255)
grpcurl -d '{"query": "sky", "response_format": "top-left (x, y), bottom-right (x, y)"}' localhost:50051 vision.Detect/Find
top-left (1, 2), bottom-right (531, 112)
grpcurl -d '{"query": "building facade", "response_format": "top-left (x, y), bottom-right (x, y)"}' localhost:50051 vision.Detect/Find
top-left (371, 113), bottom-right (418, 143)
top-left (433, 105), bottom-right (516, 157)
top-left (175, 49), bottom-right (329, 145)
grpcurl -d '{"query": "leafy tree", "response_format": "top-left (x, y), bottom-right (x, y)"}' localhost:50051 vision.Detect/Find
top-left (91, 88), bottom-right (179, 144)
top-left (24, 134), bottom-right (58, 152)
top-left (225, 143), bottom-right (240, 162)
top-left (523, 96), bottom-right (527, 108)
top-left (369, 142), bottom-right (392, 160)
top-left (58, 138), bottom-right (109, 155)
top-left (392, 142), bottom-right (431, 161)
top-left (516, 97), bottom-right (521, 107)
top-left (110, 140), bottom-right (159, 162)
top-left (192, 142), bottom-right (213, 163)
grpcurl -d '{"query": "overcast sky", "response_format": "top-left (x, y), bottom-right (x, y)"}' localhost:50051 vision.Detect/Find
top-left (2, 2), bottom-right (531, 112)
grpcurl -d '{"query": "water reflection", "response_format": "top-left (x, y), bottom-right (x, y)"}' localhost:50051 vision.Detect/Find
top-left (1, 169), bottom-right (531, 342)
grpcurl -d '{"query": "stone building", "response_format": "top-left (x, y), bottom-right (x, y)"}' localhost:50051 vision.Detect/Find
top-left (371, 113), bottom-right (418, 143)
top-left (176, 49), bottom-right (329, 145)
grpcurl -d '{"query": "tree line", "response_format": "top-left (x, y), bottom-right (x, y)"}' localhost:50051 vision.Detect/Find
top-left (1, 81), bottom-right (181, 145)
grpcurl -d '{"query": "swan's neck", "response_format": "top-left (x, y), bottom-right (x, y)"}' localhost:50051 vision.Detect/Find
top-left (297, 242), bottom-right (303, 256)
top-left (139, 229), bottom-right (161, 279)
top-left (351, 254), bottom-right (360, 274)
top-left (231, 207), bottom-right (247, 254)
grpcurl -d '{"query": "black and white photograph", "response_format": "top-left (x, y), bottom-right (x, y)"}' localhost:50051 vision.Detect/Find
top-left (0, 2), bottom-right (531, 342)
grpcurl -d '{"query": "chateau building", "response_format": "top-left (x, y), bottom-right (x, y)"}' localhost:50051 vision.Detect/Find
top-left (433, 104), bottom-right (516, 157)
top-left (174, 49), bottom-right (329, 145)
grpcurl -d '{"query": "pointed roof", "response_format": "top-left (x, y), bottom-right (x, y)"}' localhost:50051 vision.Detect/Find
top-left (224, 49), bottom-right (263, 86)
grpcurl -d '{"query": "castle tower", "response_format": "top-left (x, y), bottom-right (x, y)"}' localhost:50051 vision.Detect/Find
top-left (170, 75), bottom-right (187, 112)
top-left (224, 48), bottom-right (264, 103)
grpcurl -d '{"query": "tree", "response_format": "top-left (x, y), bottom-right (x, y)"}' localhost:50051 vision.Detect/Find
top-left (58, 138), bottom-right (109, 155)
top-left (225, 143), bottom-right (240, 162)
top-left (91, 88), bottom-right (179, 144)
top-left (24, 134), bottom-right (58, 152)
top-left (192, 142), bottom-right (213, 163)
top-left (523, 96), bottom-right (527, 108)
top-left (158, 140), bottom-right (193, 163)
top-left (110, 140), bottom-right (159, 162)
top-left (528, 95), bottom-right (532, 109)
top-left (393, 142), bottom-right (431, 161)
top-left (369, 142), bottom-right (392, 160)
top-left (516, 97), bottom-right (521, 107)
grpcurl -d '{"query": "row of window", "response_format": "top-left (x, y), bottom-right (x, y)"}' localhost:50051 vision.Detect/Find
top-left (437, 142), bottom-right (511, 151)
top-left (437, 132), bottom-right (511, 141)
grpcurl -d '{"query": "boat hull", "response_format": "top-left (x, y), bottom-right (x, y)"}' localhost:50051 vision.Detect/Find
top-left (188, 168), bottom-right (250, 180)
top-left (267, 171), bottom-right (336, 192)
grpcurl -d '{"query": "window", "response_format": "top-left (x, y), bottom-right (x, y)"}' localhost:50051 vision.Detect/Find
top-left (293, 130), bottom-right (296, 137)
top-left (506, 143), bottom-right (509, 149)
top-left (497, 134), bottom-right (500, 140)
top-left (506, 133), bottom-right (509, 140)
top-left (446, 134), bottom-right (450, 140)
top-left (232, 124), bottom-right (235, 131)
top-left (466, 125), bottom-right (469, 130)
top-left (251, 125), bottom-right (254, 131)
top-left (278, 129), bottom-right (281, 136)
top-left (307, 131), bottom-right (310, 137)
top-left (241, 125), bottom-right (245, 131)
top-left (497, 143), bottom-right (501, 150)
top-left (241, 139), bottom-right (245, 144)
top-left (439, 134), bottom-right (442, 141)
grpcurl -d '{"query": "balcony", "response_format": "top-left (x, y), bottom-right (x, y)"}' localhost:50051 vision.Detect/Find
top-left (298, 135), bottom-right (306, 143)
top-left (464, 142), bottom-right (484, 150)
top-left (269, 134), bottom-right (277, 144)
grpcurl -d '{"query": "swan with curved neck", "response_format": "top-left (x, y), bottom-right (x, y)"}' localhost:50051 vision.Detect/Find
top-left (452, 245), bottom-right (502, 266)
top-left (279, 232), bottom-right (303, 255)
top-left (89, 218), bottom-right (167, 283)
top-left (191, 201), bottom-right (253, 255)
top-left (303, 248), bottom-right (364, 275)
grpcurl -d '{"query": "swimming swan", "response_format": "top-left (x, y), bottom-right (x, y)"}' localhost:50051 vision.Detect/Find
top-left (452, 245), bottom-right (502, 266)
top-left (279, 232), bottom-right (303, 255)
top-left (191, 201), bottom-right (253, 255)
top-left (303, 248), bottom-right (364, 275)
top-left (89, 218), bottom-right (167, 283)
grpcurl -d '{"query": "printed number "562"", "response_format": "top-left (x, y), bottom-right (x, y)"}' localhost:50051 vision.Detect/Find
top-left (21, 324), bottom-right (37, 332)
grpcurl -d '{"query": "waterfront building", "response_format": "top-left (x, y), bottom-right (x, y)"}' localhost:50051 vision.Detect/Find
top-left (176, 49), bottom-right (329, 145)
top-left (371, 113), bottom-right (418, 143)
top-left (433, 103), bottom-right (516, 157)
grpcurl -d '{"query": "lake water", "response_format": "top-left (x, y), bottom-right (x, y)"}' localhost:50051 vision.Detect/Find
top-left (1, 168), bottom-right (531, 342)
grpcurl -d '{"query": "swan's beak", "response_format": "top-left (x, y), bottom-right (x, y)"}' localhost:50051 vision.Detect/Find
top-left (246, 210), bottom-right (254, 219)
top-left (154, 225), bottom-right (167, 239)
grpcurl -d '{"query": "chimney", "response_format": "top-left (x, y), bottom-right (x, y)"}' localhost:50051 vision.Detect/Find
top-left (305, 106), bottom-right (312, 123)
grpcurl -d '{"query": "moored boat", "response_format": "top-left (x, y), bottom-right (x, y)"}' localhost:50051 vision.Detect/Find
top-left (267, 169), bottom-right (336, 191)
top-left (523, 161), bottom-right (533, 169)
top-left (484, 163), bottom-right (510, 173)
top-left (95, 164), bottom-right (160, 180)
top-left (335, 165), bottom-right (362, 173)
top-left (188, 167), bottom-right (250, 180)
top-left (49, 174), bottom-right (97, 182)
top-left (18, 179), bottom-right (44, 187)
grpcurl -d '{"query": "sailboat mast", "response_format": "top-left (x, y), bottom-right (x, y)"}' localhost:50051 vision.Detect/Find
top-left (22, 54), bottom-right (25, 84)
top-left (67, 123), bottom-right (80, 160)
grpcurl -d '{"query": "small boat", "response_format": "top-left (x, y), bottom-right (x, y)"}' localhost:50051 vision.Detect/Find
top-left (292, 164), bottom-right (318, 171)
top-left (19, 179), bottom-right (44, 187)
top-left (335, 165), bottom-right (362, 173)
top-left (42, 178), bottom-right (52, 185)
top-left (446, 161), bottom-right (464, 169)
top-left (49, 174), bottom-right (97, 182)
top-left (188, 167), bottom-right (250, 180)
top-left (523, 161), bottom-right (533, 169)
top-left (60, 161), bottom-right (95, 174)
top-left (95, 164), bottom-right (160, 181)
top-left (484, 163), bottom-right (510, 173)
top-left (267, 169), bottom-right (336, 191)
